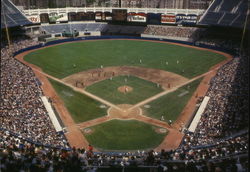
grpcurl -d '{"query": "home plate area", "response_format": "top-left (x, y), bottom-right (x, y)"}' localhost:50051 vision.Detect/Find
top-left (107, 104), bottom-right (142, 119)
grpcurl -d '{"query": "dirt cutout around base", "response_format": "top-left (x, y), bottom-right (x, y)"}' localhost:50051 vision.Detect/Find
top-left (83, 128), bottom-right (94, 135)
top-left (108, 104), bottom-right (142, 119)
top-left (155, 128), bottom-right (168, 134)
top-left (117, 85), bottom-right (133, 93)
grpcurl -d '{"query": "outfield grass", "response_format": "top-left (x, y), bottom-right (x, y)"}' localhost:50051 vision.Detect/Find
top-left (86, 75), bottom-right (163, 104)
top-left (144, 78), bottom-right (202, 122)
top-left (48, 78), bottom-right (107, 123)
top-left (24, 40), bottom-right (226, 79)
top-left (83, 120), bottom-right (167, 150)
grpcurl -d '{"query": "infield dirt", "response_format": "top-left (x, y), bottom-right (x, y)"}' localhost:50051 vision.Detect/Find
top-left (62, 66), bottom-right (188, 90)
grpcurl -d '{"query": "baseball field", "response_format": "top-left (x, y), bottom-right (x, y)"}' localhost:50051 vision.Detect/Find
top-left (23, 39), bottom-right (227, 151)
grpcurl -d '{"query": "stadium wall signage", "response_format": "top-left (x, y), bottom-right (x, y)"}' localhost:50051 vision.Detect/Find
top-left (27, 15), bottom-right (40, 23)
top-left (127, 12), bottom-right (147, 22)
top-left (161, 14), bottom-right (176, 24)
top-left (26, 10), bottom-right (198, 25)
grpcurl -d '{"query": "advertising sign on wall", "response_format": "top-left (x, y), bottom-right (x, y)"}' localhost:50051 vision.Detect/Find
top-left (105, 12), bottom-right (112, 21)
top-left (161, 14), bottom-right (176, 24)
top-left (127, 12), bottom-right (147, 22)
top-left (95, 12), bottom-right (102, 21)
top-left (176, 14), bottom-right (186, 24)
top-left (27, 15), bottom-right (40, 23)
top-left (183, 14), bottom-right (198, 24)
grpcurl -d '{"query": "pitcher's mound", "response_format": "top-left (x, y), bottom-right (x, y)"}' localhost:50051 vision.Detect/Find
top-left (118, 85), bottom-right (133, 93)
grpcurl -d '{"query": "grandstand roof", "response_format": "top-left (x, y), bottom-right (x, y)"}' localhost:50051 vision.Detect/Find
top-left (1, 0), bottom-right (32, 29)
top-left (199, 0), bottom-right (248, 28)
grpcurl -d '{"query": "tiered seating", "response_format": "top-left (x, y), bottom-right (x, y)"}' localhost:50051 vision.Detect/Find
top-left (1, 0), bottom-right (32, 28)
top-left (219, 0), bottom-right (239, 12)
top-left (232, 13), bottom-right (247, 26)
top-left (199, 0), bottom-right (247, 28)
top-left (143, 25), bottom-right (202, 40)
top-left (219, 13), bottom-right (238, 25)
top-left (200, 12), bottom-right (221, 24)
top-left (41, 23), bottom-right (107, 34)
top-left (102, 25), bottom-right (145, 35)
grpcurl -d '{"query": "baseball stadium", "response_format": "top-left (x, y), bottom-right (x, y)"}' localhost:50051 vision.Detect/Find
top-left (1, 0), bottom-right (249, 171)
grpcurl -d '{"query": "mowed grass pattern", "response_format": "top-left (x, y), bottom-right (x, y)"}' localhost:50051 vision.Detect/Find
top-left (24, 40), bottom-right (226, 79)
top-left (144, 78), bottom-right (202, 122)
top-left (86, 76), bottom-right (164, 104)
top-left (84, 120), bottom-right (167, 150)
top-left (48, 78), bottom-right (107, 123)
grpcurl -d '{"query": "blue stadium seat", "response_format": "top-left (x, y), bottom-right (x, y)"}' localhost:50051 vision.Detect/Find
top-left (199, 0), bottom-right (247, 28)
top-left (1, 0), bottom-right (32, 28)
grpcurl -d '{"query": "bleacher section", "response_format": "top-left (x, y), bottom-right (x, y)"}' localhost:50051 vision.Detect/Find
top-left (199, 0), bottom-right (248, 28)
top-left (142, 25), bottom-right (203, 42)
top-left (1, 0), bottom-right (32, 28)
top-left (41, 23), bottom-right (107, 34)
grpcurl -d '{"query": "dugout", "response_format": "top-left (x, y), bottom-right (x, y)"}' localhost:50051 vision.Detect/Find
top-left (62, 31), bottom-right (79, 37)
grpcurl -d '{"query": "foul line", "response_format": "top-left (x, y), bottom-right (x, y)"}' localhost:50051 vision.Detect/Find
top-left (30, 67), bottom-right (124, 111)
top-left (128, 65), bottom-right (223, 111)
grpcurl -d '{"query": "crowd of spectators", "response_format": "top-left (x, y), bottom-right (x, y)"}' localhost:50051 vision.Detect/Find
top-left (182, 53), bottom-right (249, 147)
top-left (143, 25), bottom-right (203, 40)
top-left (0, 128), bottom-right (248, 171)
top-left (194, 27), bottom-right (244, 52)
top-left (0, 37), bottom-right (69, 148)
top-left (195, 38), bottom-right (241, 52)
top-left (0, 35), bottom-right (248, 171)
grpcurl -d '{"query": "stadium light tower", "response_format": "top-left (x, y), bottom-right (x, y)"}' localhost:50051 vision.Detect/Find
top-left (1, 1), bottom-right (11, 48)
top-left (240, 8), bottom-right (249, 56)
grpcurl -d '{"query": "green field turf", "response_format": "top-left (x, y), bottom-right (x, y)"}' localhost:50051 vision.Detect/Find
top-left (24, 40), bottom-right (226, 79)
top-left (48, 78), bottom-right (107, 123)
top-left (143, 78), bottom-right (202, 122)
top-left (85, 75), bottom-right (164, 104)
top-left (83, 120), bottom-right (167, 150)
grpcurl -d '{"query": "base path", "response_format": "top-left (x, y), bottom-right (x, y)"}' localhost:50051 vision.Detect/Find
top-left (14, 38), bottom-right (233, 152)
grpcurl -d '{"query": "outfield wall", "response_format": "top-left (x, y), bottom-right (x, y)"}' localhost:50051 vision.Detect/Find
top-left (141, 34), bottom-right (194, 42)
